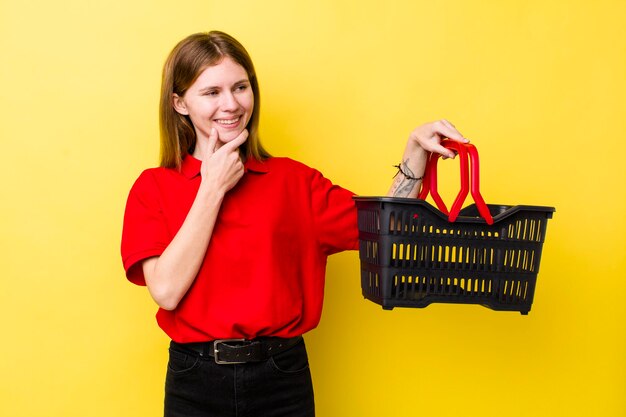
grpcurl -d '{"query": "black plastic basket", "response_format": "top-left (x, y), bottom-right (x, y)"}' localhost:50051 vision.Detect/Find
top-left (354, 141), bottom-right (555, 314)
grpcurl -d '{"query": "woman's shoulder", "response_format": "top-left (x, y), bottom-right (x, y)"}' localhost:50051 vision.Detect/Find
top-left (261, 157), bottom-right (339, 191)
top-left (133, 166), bottom-right (166, 183)
top-left (128, 166), bottom-right (178, 194)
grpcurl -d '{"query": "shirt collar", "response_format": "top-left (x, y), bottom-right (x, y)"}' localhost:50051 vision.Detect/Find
top-left (180, 154), bottom-right (270, 179)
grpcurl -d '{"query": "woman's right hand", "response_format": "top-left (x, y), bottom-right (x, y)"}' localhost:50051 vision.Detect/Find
top-left (142, 127), bottom-right (249, 311)
top-left (200, 128), bottom-right (248, 195)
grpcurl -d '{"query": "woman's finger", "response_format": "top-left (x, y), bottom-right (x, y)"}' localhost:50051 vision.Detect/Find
top-left (432, 143), bottom-right (456, 159)
top-left (206, 128), bottom-right (219, 157)
top-left (440, 119), bottom-right (456, 129)
top-left (433, 120), bottom-right (468, 143)
top-left (221, 129), bottom-right (249, 153)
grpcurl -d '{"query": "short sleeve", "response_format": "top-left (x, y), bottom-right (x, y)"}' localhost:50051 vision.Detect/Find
top-left (121, 170), bottom-right (170, 286)
top-left (309, 169), bottom-right (359, 255)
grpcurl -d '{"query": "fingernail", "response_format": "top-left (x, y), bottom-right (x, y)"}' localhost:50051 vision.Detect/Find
top-left (463, 137), bottom-right (470, 143)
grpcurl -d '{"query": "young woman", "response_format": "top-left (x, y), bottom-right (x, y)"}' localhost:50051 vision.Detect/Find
top-left (121, 31), bottom-right (467, 417)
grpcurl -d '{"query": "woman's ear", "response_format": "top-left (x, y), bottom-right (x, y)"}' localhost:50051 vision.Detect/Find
top-left (172, 94), bottom-right (189, 115)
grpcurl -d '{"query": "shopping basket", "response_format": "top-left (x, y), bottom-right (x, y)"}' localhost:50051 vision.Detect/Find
top-left (353, 140), bottom-right (555, 314)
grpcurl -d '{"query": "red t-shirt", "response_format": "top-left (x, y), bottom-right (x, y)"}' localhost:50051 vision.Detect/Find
top-left (121, 155), bottom-right (358, 342)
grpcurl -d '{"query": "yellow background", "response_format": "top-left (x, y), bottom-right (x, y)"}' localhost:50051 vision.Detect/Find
top-left (1, 0), bottom-right (624, 416)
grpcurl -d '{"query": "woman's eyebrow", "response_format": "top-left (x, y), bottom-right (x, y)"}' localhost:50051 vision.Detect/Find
top-left (198, 79), bottom-right (250, 92)
top-left (198, 85), bottom-right (219, 93)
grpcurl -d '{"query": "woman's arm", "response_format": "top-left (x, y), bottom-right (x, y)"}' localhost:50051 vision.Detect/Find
top-left (387, 120), bottom-right (468, 198)
top-left (141, 128), bottom-right (247, 310)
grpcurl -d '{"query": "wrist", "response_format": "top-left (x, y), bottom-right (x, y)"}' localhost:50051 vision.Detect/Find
top-left (393, 162), bottom-right (423, 182)
top-left (198, 180), bottom-right (226, 204)
top-left (406, 136), bottom-right (427, 153)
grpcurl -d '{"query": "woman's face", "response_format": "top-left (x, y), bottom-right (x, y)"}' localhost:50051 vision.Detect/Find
top-left (173, 57), bottom-right (254, 148)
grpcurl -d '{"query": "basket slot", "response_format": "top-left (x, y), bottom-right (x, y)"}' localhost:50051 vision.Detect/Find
top-left (411, 224), bottom-right (503, 239)
top-left (389, 210), bottom-right (424, 235)
top-left (365, 270), bottom-right (381, 297)
top-left (502, 248), bottom-right (537, 273)
top-left (358, 209), bottom-right (380, 234)
top-left (389, 210), bottom-right (403, 234)
top-left (363, 240), bottom-right (379, 263)
top-left (391, 275), bottom-right (497, 300)
top-left (458, 277), bottom-right (493, 296)
top-left (388, 241), bottom-right (542, 274)
top-left (393, 275), bottom-right (412, 300)
top-left (506, 218), bottom-right (546, 242)
top-left (498, 279), bottom-right (529, 304)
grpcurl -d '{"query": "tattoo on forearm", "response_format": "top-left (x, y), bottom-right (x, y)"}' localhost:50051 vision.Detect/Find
top-left (391, 159), bottom-right (422, 197)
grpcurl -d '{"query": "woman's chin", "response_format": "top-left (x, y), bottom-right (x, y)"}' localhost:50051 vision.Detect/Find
top-left (217, 128), bottom-right (246, 143)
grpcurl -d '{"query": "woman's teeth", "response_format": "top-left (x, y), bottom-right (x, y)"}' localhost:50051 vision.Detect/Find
top-left (215, 117), bottom-right (240, 125)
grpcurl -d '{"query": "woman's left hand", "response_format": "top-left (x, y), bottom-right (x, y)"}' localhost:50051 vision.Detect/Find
top-left (387, 119), bottom-right (469, 197)
top-left (408, 119), bottom-right (469, 159)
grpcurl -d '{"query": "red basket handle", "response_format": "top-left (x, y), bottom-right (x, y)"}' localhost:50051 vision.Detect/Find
top-left (418, 140), bottom-right (494, 225)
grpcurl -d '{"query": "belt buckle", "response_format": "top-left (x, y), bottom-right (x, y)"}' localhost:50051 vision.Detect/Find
top-left (213, 339), bottom-right (247, 364)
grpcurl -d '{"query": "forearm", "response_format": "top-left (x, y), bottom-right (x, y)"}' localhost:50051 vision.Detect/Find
top-left (143, 184), bottom-right (224, 310)
top-left (387, 143), bottom-right (428, 198)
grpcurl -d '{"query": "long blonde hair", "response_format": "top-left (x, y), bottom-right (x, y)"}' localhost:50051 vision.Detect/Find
top-left (159, 31), bottom-right (270, 169)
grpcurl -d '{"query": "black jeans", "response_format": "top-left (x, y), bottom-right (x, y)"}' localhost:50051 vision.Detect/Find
top-left (164, 338), bottom-right (315, 417)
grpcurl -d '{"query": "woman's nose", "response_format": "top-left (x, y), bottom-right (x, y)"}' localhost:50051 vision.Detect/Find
top-left (220, 92), bottom-right (239, 111)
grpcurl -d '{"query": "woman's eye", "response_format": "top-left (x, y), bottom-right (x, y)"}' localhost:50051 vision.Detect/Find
top-left (236, 85), bottom-right (248, 91)
top-left (204, 91), bottom-right (218, 96)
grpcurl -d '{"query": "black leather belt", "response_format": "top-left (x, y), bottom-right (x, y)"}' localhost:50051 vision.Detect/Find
top-left (171, 336), bottom-right (303, 365)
